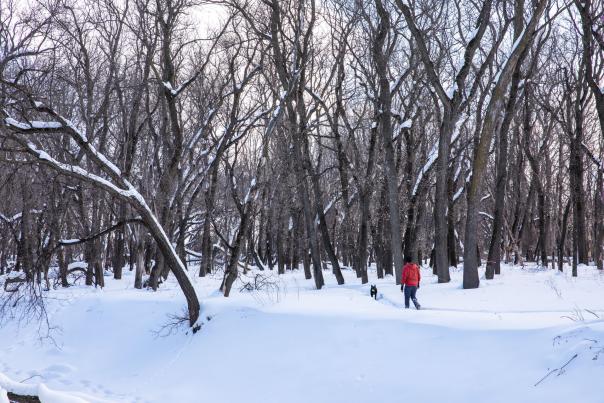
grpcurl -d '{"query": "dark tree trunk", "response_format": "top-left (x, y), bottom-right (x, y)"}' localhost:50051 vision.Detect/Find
top-left (446, 172), bottom-right (458, 268)
top-left (558, 200), bottom-right (571, 272)
top-left (595, 170), bottom-right (604, 270)
top-left (374, 0), bottom-right (404, 284)
top-left (569, 131), bottom-right (588, 265)
top-left (135, 236), bottom-right (144, 289)
top-left (57, 249), bottom-right (69, 288)
top-left (112, 203), bottom-right (126, 279)
top-left (200, 163), bottom-right (219, 277)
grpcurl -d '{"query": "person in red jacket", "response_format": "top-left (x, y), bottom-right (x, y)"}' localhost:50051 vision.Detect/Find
top-left (401, 255), bottom-right (421, 309)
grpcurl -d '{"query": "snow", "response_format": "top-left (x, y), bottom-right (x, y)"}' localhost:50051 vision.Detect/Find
top-left (57, 119), bottom-right (122, 177)
top-left (7, 112), bottom-right (123, 178)
top-left (4, 117), bottom-right (30, 130)
top-left (0, 212), bottom-right (22, 223)
top-left (454, 163), bottom-right (462, 181)
top-left (0, 373), bottom-right (97, 403)
top-left (400, 119), bottom-right (412, 128)
top-left (60, 239), bottom-right (81, 245)
top-left (452, 186), bottom-right (464, 202)
top-left (25, 142), bottom-right (127, 197)
top-left (323, 196), bottom-right (337, 215)
top-left (1, 264), bottom-right (603, 403)
top-left (4, 118), bottom-right (63, 130)
top-left (67, 261), bottom-right (88, 270)
top-left (243, 178), bottom-right (256, 203)
top-left (412, 143), bottom-right (438, 196)
top-left (479, 211), bottom-right (494, 220)
top-left (494, 28), bottom-right (526, 84)
top-left (163, 81), bottom-right (177, 96)
top-left (510, 28), bottom-right (526, 55)
top-left (451, 114), bottom-right (466, 144)
top-left (30, 121), bottom-right (63, 129)
top-left (0, 372), bottom-right (115, 403)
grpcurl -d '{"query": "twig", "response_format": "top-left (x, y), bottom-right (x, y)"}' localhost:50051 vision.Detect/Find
top-left (534, 353), bottom-right (578, 386)
top-left (585, 309), bottom-right (600, 319)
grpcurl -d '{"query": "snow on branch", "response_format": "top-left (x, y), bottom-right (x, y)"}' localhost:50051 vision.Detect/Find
top-left (479, 211), bottom-right (494, 220)
top-left (23, 140), bottom-right (130, 197)
top-left (412, 143), bottom-right (437, 196)
top-left (4, 106), bottom-right (123, 180)
top-left (452, 186), bottom-right (464, 202)
top-left (0, 210), bottom-right (41, 223)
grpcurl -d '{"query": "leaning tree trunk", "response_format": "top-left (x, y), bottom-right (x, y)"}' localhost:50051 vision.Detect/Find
top-left (463, 0), bottom-right (547, 288)
top-left (311, 164), bottom-right (344, 285)
top-left (221, 186), bottom-right (258, 296)
top-left (293, 129), bottom-right (324, 289)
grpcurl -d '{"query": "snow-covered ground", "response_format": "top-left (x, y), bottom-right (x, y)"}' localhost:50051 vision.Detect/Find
top-left (1, 263), bottom-right (603, 403)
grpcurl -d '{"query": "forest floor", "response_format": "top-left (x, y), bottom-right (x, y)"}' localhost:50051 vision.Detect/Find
top-left (0, 262), bottom-right (603, 403)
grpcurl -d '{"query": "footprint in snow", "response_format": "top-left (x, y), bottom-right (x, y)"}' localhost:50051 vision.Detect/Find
top-left (43, 363), bottom-right (76, 374)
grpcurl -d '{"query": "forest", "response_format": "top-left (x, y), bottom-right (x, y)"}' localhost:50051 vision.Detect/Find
top-left (1, 0), bottom-right (604, 401)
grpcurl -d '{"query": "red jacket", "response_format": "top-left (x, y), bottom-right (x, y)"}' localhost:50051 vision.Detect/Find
top-left (402, 263), bottom-right (421, 286)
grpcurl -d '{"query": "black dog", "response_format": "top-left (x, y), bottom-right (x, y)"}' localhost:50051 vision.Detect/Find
top-left (370, 284), bottom-right (378, 300)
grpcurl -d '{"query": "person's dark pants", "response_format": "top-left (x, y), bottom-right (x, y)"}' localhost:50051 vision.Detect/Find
top-left (404, 285), bottom-right (420, 309)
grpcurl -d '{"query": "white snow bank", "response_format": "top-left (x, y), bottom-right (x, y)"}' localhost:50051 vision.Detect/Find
top-left (0, 373), bottom-right (88, 403)
top-left (0, 263), bottom-right (603, 403)
top-left (0, 372), bottom-right (119, 403)
top-left (39, 384), bottom-right (89, 403)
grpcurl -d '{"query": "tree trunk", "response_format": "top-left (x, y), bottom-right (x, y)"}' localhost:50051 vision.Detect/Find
top-left (135, 235), bottom-right (145, 289)
top-left (200, 163), bottom-right (219, 277)
top-left (558, 200), bottom-right (571, 272)
top-left (595, 170), bottom-right (604, 270)
top-left (374, 0), bottom-right (403, 284)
